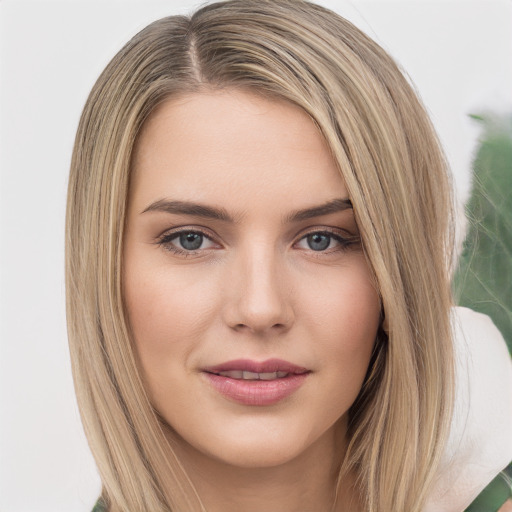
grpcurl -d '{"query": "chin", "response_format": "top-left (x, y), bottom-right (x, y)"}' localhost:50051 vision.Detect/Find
top-left (168, 415), bottom-right (341, 472)
top-left (211, 438), bottom-right (309, 469)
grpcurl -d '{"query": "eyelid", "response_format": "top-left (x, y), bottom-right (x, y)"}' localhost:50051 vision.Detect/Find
top-left (293, 227), bottom-right (361, 252)
top-left (155, 226), bottom-right (222, 255)
top-left (155, 223), bottom-right (216, 240)
top-left (297, 225), bottom-right (357, 238)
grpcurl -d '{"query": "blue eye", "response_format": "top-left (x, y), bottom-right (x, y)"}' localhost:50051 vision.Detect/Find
top-left (179, 232), bottom-right (204, 250)
top-left (157, 229), bottom-right (217, 255)
top-left (296, 230), bottom-right (358, 253)
top-left (306, 233), bottom-right (331, 251)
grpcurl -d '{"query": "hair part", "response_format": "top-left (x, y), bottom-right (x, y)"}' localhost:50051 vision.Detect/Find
top-left (66, 1), bottom-right (454, 510)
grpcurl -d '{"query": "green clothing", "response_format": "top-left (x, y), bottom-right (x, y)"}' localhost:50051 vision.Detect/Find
top-left (91, 499), bottom-right (106, 512)
top-left (465, 469), bottom-right (512, 512)
top-left (91, 468), bottom-right (512, 511)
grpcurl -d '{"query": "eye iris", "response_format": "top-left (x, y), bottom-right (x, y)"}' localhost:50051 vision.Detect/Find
top-left (307, 233), bottom-right (330, 251)
top-left (179, 232), bottom-right (203, 250)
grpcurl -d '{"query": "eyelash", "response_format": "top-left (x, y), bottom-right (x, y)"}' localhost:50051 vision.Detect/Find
top-left (155, 227), bottom-right (360, 257)
top-left (295, 230), bottom-right (359, 254)
top-left (156, 228), bottom-right (218, 257)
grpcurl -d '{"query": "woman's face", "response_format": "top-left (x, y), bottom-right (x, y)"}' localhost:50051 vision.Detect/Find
top-left (124, 90), bottom-right (381, 469)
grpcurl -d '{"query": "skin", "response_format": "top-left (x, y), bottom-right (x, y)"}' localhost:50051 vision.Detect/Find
top-left (123, 90), bottom-right (381, 512)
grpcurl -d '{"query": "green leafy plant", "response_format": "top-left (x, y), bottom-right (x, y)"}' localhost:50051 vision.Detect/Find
top-left (454, 113), bottom-right (512, 354)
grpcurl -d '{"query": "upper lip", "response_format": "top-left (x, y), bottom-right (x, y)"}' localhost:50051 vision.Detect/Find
top-left (203, 358), bottom-right (309, 375)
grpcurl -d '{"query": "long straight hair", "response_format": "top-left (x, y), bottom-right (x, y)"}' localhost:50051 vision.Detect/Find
top-left (66, 1), bottom-right (454, 510)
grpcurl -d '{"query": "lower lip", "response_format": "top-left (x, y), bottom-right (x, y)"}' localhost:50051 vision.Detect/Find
top-left (203, 372), bottom-right (309, 406)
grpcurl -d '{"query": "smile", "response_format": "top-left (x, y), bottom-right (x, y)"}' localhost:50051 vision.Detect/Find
top-left (211, 370), bottom-right (291, 380)
top-left (202, 359), bottom-right (310, 406)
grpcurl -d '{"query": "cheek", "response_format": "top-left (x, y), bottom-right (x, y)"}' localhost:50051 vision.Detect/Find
top-left (304, 258), bottom-right (380, 341)
top-left (123, 256), bottom-right (220, 373)
top-left (304, 260), bottom-right (380, 400)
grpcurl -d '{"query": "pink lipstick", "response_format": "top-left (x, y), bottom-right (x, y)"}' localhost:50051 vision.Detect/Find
top-left (202, 359), bottom-right (310, 406)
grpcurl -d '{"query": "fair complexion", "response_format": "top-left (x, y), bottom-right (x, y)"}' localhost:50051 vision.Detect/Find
top-left (500, 500), bottom-right (512, 512)
top-left (123, 90), bottom-right (380, 512)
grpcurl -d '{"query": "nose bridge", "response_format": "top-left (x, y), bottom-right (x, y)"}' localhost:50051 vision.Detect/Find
top-left (227, 239), bottom-right (293, 334)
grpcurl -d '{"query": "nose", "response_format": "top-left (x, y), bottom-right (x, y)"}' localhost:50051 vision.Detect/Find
top-left (223, 244), bottom-right (294, 335)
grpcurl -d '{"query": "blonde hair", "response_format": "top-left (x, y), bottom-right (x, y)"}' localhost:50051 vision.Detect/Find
top-left (66, 1), bottom-right (454, 511)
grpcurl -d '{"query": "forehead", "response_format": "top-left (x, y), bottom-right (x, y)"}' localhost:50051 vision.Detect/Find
top-left (130, 90), bottom-right (347, 214)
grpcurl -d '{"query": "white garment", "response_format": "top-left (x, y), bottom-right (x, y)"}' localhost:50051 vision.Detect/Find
top-left (425, 306), bottom-right (512, 512)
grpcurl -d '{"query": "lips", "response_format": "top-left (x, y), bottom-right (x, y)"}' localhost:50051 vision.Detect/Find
top-left (202, 359), bottom-right (310, 406)
top-left (212, 370), bottom-right (290, 380)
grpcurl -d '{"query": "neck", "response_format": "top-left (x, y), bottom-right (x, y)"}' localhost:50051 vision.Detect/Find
top-left (167, 421), bottom-right (361, 512)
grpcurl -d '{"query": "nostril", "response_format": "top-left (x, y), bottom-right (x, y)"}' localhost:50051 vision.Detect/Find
top-left (231, 321), bottom-right (289, 333)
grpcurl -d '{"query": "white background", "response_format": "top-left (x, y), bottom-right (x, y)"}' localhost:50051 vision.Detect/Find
top-left (1, 1), bottom-right (511, 510)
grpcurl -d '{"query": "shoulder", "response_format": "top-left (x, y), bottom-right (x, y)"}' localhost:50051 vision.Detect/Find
top-left (424, 307), bottom-right (512, 511)
top-left (465, 468), bottom-right (512, 511)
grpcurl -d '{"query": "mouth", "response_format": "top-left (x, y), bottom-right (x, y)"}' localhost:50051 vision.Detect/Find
top-left (202, 359), bottom-right (311, 406)
top-left (204, 358), bottom-right (309, 376)
top-left (207, 370), bottom-right (294, 380)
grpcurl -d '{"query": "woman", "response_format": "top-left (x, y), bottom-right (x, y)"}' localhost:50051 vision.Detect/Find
top-left (65, 1), bottom-right (512, 510)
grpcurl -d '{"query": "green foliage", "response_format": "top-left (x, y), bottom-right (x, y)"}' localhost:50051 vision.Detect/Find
top-left (453, 114), bottom-right (512, 354)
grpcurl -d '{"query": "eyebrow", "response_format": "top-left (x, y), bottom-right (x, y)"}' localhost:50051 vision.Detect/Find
top-left (285, 198), bottom-right (353, 222)
top-left (142, 199), bottom-right (233, 221)
top-left (141, 197), bottom-right (353, 223)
